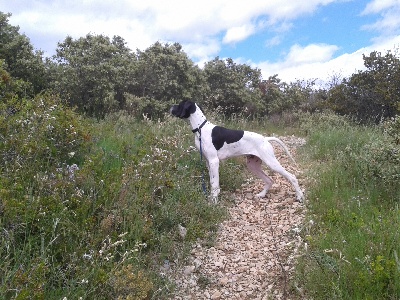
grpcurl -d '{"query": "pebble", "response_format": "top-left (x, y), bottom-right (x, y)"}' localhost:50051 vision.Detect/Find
top-left (211, 291), bottom-right (222, 299)
top-left (219, 277), bottom-right (229, 286)
top-left (183, 265), bottom-right (195, 275)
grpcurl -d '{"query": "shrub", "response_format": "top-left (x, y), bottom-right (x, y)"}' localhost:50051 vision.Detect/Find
top-left (0, 93), bottom-right (91, 176)
top-left (109, 265), bottom-right (153, 300)
top-left (1, 103), bottom-right (230, 299)
top-left (295, 113), bottom-right (400, 299)
top-left (382, 115), bottom-right (400, 145)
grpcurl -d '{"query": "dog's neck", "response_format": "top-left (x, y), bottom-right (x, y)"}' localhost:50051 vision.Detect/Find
top-left (189, 104), bottom-right (208, 133)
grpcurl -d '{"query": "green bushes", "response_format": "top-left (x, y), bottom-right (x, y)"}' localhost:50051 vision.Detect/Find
top-left (0, 99), bottom-right (228, 299)
top-left (295, 113), bottom-right (400, 299)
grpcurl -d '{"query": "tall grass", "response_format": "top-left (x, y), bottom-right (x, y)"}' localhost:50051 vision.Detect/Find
top-left (2, 95), bottom-right (399, 299)
top-left (294, 113), bottom-right (400, 299)
top-left (0, 96), bottom-right (233, 299)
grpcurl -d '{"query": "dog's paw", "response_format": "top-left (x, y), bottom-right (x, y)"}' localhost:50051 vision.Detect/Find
top-left (256, 190), bottom-right (267, 198)
top-left (209, 188), bottom-right (220, 204)
top-left (256, 191), bottom-right (267, 199)
top-left (296, 192), bottom-right (305, 203)
top-left (209, 195), bottom-right (219, 204)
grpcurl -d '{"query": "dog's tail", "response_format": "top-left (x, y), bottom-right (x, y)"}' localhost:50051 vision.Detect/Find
top-left (266, 137), bottom-right (297, 165)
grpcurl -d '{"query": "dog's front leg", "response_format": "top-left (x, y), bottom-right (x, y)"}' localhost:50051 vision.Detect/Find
top-left (207, 158), bottom-right (220, 203)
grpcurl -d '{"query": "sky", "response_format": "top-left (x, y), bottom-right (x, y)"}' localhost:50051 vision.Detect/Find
top-left (2, 0), bottom-right (400, 85)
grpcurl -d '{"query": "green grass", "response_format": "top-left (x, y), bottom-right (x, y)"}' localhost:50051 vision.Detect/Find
top-left (294, 114), bottom-right (400, 299)
top-left (2, 96), bottom-right (399, 299)
top-left (0, 102), bottom-right (230, 299)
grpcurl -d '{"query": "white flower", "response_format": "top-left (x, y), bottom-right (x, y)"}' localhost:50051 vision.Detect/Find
top-left (83, 253), bottom-right (92, 260)
top-left (292, 227), bottom-right (301, 234)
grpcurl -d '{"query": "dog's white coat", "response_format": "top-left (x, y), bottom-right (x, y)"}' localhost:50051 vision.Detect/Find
top-left (173, 102), bottom-right (304, 202)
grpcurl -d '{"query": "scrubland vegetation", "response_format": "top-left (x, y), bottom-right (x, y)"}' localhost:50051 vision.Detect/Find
top-left (1, 11), bottom-right (399, 299)
top-left (295, 113), bottom-right (400, 299)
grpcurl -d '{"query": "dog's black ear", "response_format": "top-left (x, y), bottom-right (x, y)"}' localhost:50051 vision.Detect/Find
top-left (179, 101), bottom-right (196, 118)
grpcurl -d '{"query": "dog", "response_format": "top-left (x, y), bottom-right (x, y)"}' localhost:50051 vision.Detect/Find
top-left (170, 100), bottom-right (304, 202)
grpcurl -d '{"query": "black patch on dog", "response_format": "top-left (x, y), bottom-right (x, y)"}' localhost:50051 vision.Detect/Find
top-left (171, 100), bottom-right (196, 119)
top-left (211, 126), bottom-right (244, 150)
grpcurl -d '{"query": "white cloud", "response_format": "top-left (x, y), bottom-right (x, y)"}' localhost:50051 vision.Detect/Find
top-left (361, 0), bottom-right (400, 35)
top-left (285, 44), bottom-right (339, 66)
top-left (4, 0), bottom-right (338, 58)
top-left (257, 43), bottom-right (351, 83)
top-left (223, 25), bottom-right (256, 44)
top-left (362, 0), bottom-right (399, 14)
top-left (265, 36), bottom-right (283, 48)
top-left (256, 35), bottom-right (400, 84)
top-left (257, 52), bottom-right (364, 85)
top-left (183, 39), bottom-right (221, 62)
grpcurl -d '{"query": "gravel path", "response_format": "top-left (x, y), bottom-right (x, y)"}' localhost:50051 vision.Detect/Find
top-left (170, 136), bottom-right (306, 299)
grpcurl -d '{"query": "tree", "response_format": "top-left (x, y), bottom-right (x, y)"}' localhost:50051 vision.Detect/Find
top-left (259, 75), bottom-right (285, 115)
top-left (328, 50), bottom-right (400, 122)
top-left (133, 42), bottom-right (204, 103)
top-left (51, 34), bottom-right (136, 118)
top-left (203, 57), bottom-right (263, 115)
top-left (0, 12), bottom-right (47, 95)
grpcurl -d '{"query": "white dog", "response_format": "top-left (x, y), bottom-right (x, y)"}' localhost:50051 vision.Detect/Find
top-left (171, 100), bottom-right (304, 202)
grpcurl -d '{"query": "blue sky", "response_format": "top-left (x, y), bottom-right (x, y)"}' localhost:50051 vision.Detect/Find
top-left (2, 0), bottom-right (400, 85)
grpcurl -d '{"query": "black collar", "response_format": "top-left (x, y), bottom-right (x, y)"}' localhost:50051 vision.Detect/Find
top-left (192, 120), bottom-right (207, 133)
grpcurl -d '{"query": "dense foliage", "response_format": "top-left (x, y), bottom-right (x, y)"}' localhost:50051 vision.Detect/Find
top-left (0, 69), bottom-right (228, 298)
top-left (296, 113), bottom-right (400, 299)
top-left (327, 50), bottom-right (400, 123)
top-left (0, 13), bottom-right (47, 96)
top-left (2, 11), bottom-right (399, 122)
top-left (49, 34), bottom-right (137, 118)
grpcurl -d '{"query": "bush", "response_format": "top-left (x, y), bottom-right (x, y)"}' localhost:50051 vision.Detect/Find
top-left (295, 113), bottom-right (400, 299)
top-left (382, 115), bottom-right (400, 145)
top-left (124, 94), bottom-right (170, 119)
top-left (0, 107), bottom-right (227, 299)
top-left (0, 93), bottom-right (91, 176)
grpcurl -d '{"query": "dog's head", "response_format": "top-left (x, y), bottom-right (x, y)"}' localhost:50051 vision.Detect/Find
top-left (170, 100), bottom-right (196, 119)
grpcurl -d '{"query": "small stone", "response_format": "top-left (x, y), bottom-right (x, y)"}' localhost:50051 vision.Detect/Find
top-left (211, 291), bottom-right (221, 299)
top-left (183, 265), bottom-right (195, 275)
top-left (193, 258), bottom-right (202, 269)
top-left (219, 277), bottom-right (229, 286)
top-left (178, 224), bottom-right (187, 239)
top-left (245, 193), bottom-right (253, 199)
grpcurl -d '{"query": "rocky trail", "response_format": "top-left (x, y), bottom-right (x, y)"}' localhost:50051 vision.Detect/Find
top-left (170, 136), bottom-right (307, 299)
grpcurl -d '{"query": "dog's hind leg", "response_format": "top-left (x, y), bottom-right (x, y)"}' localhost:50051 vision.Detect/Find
top-left (246, 155), bottom-right (273, 198)
top-left (261, 155), bottom-right (304, 202)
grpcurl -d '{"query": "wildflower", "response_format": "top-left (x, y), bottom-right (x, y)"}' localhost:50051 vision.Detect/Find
top-left (292, 227), bottom-right (301, 234)
top-left (83, 253), bottom-right (92, 260)
top-left (67, 164), bottom-right (79, 180)
top-left (68, 152), bottom-right (75, 158)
